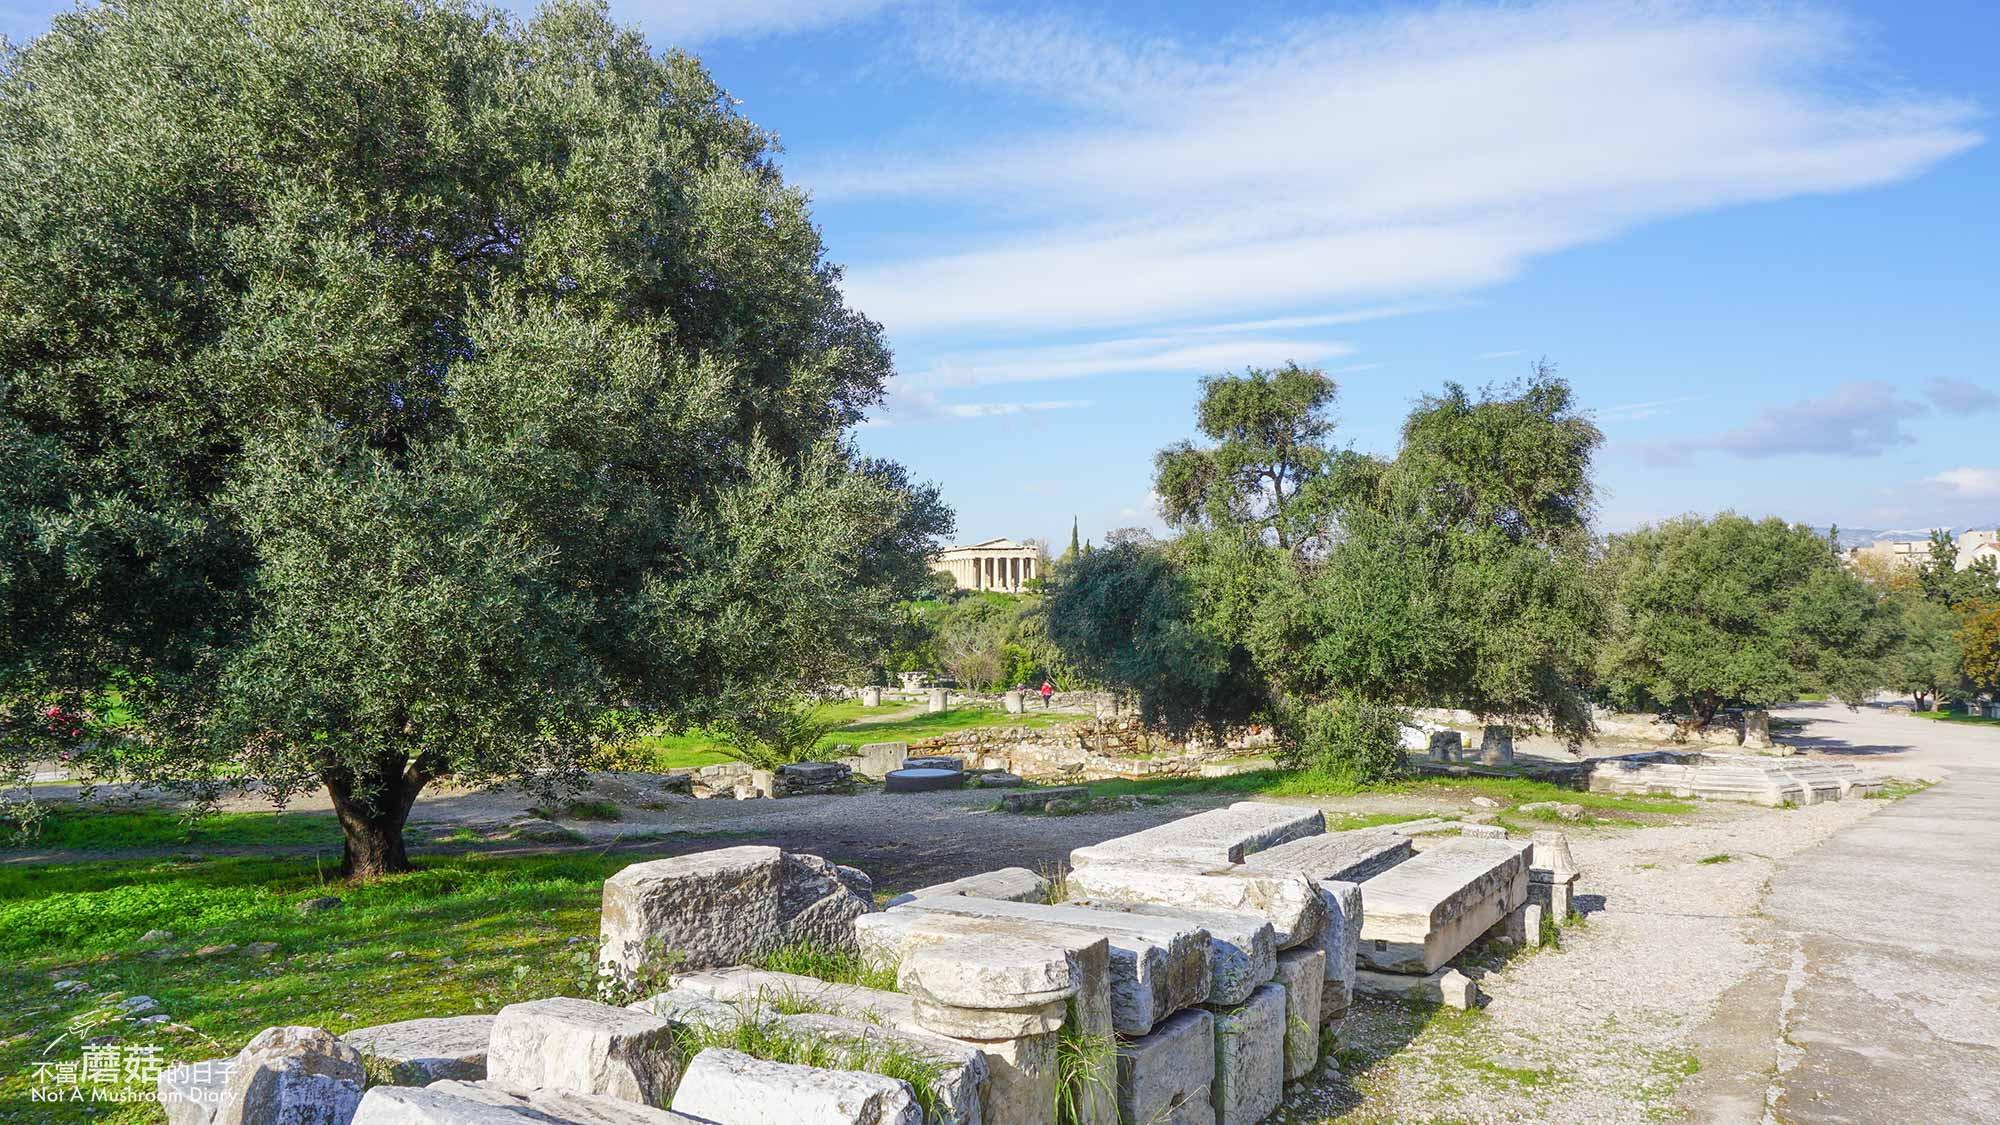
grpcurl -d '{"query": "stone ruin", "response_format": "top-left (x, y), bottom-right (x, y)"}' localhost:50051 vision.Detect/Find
top-left (1586, 750), bottom-right (1883, 806)
top-left (159, 807), bottom-right (1585, 1125)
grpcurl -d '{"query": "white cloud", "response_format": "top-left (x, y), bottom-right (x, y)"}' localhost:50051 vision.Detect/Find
top-left (1928, 467), bottom-right (2000, 500)
top-left (1634, 380), bottom-right (1930, 463)
top-left (917, 330), bottom-right (1354, 389)
top-left (1479, 349), bottom-right (1526, 360)
top-left (864, 386), bottom-right (1092, 426)
top-left (812, 2), bottom-right (1979, 336)
top-left (1600, 395), bottom-right (1693, 422)
top-left (1924, 377), bottom-right (2000, 414)
top-left (627, 0), bottom-right (897, 43)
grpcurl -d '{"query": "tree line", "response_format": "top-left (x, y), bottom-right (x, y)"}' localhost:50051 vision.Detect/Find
top-left (1037, 364), bottom-right (2000, 781)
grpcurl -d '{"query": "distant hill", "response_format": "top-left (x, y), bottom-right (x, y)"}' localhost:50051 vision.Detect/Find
top-left (1816, 527), bottom-right (1939, 550)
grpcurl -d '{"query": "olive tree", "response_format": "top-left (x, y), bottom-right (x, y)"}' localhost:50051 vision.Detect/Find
top-left (0, 0), bottom-right (950, 875)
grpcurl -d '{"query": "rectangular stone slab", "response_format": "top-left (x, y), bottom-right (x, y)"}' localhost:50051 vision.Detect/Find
top-left (1115, 1007), bottom-right (1215, 1125)
top-left (1241, 829), bottom-right (1416, 884)
top-left (1316, 880), bottom-right (1363, 1016)
top-left (1066, 863), bottom-right (1325, 951)
top-left (341, 1015), bottom-right (494, 1084)
top-left (352, 1080), bottom-right (705, 1124)
top-left (665, 967), bottom-right (921, 1029)
top-left (1356, 837), bottom-right (1529, 974)
top-left (670, 1047), bottom-right (922, 1125)
top-left (1069, 802), bottom-right (1324, 869)
top-left (884, 867), bottom-right (1050, 908)
top-left (889, 897), bottom-right (1211, 1035)
top-left (1272, 948), bottom-right (1325, 1081)
top-left (853, 912), bottom-right (1117, 1046)
top-left (488, 998), bottom-right (680, 1108)
top-left (1208, 983), bottom-right (1285, 1125)
top-left (1068, 900), bottom-right (1275, 1008)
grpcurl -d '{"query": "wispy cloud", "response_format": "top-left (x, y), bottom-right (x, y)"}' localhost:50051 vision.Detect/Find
top-left (1924, 377), bottom-right (2000, 414)
top-left (1479, 349), bottom-right (1526, 361)
top-left (915, 330), bottom-right (1354, 389)
top-left (628, 0), bottom-right (898, 43)
top-left (1600, 396), bottom-right (1693, 422)
top-left (864, 387), bottom-right (1092, 426)
top-left (1928, 467), bottom-right (2000, 500)
top-left (814, 2), bottom-right (1978, 336)
top-left (1637, 381), bottom-right (1930, 463)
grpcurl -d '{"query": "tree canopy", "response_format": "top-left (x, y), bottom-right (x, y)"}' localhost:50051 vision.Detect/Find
top-left (1050, 367), bottom-right (1605, 780)
top-left (0, 0), bottom-right (949, 874)
top-left (1598, 516), bottom-right (1886, 723)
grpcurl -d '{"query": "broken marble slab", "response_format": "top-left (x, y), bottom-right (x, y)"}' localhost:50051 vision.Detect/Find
top-left (1068, 802), bottom-right (1324, 870)
top-left (1356, 837), bottom-right (1528, 974)
top-left (669, 1047), bottom-right (921, 1125)
top-left (1067, 900), bottom-right (1274, 1007)
top-left (884, 868), bottom-right (1050, 908)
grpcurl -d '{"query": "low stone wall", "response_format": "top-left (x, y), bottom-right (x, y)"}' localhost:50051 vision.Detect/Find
top-left (1412, 707), bottom-right (1763, 749)
top-left (901, 721), bottom-right (1278, 782)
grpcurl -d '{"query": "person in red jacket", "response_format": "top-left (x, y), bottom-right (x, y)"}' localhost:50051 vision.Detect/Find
top-left (1039, 679), bottom-right (1055, 708)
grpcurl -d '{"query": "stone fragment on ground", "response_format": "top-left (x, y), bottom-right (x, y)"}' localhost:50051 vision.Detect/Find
top-left (884, 867), bottom-right (1049, 908)
top-left (487, 997), bottom-right (678, 1107)
top-left (600, 846), bottom-right (874, 978)
top-left (1068, 900), bottom-right (1275, 1007)
top-left (352, 1079), bottom-right (702, 1123)
top-left (998, 786), bottom-right (1088, 813)
top-left (159, 1025), bottom-right (365, 1125)
top-left (1356, 837), bottom-right (1529, 974)
top-left (342, 1015), bottom-right (494, 1084)
top-left (887, 897), bottom-right (1211, 1035)
top-left (1067, 863), bottom-right (1325, 950)
top-left (1116, 1007), bottom-right (1215, 1125)
top-left (1353, 966), bottom-right (1479, 1009)
top-left (670, 1047), bottom-right (921, 1125)
top-left (1069, 801), bottom-right (1324, 869)
top-left (1208, 982), bottom-right (1285, 1125)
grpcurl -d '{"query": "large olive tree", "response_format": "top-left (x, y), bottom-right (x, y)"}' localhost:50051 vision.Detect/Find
top-left (0, 0), bottom-right (950, 875)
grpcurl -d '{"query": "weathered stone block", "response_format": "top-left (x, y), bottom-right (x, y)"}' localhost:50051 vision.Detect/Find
top-left (600, 846), bottom-right (874, 978)
top-left (1427, 730), bottom-right (1462, 762)
top-left (1353, 967), bottom-right (1478, 1010)
top-left (777, 761), bottom-right (854, 797)
top-left (1115, 1008), bottom-right (1214, 1125)
top-left (1462, 823), bottom-right (1508, 840)
top-left (1208, 983), bottom-right (1284, 1125)
top-left (862, 686), bottom-right (884, 707)
top-left (353, 1080), bottom-right (702, 1123)
top-left (1069, 900), bottom-right (1274, 1007)
top-left (901, 937), bottom-right (1081, 1010)
top-left (671, 1047), bottom-right (921, 1125)
top-left (889, 897), bottom-right (1210, 1035)
top-left (1273, 948), bottom-right (1325, 1080)
top-left (1316, 880), bottom-right (1362, 1018)
top-left (1478, 725), bottom-right (1514, 766)
top-left (1241, 829), bottom-right (1414, 884)
top-left (998, 786), bottom-right (1089, 813)
top-left (342, 1015), bottom-right (494, 1084)
top-left (780, 1013), bottom-right (990, 1125)
top-left (928, 688), bottom-right (950, 713)
top-left (487, 997), bottom-right (678, 1107)
top-left (1357, 837), bottom-right (1529, 973)
top-left (1067, 863), bottom-right (1324, 950)
top-left (970, 1031), bottom-right (1059, 1125)
top-left (856, 742), bottom-right (908, 779)
top-left (885, 867), bottom-right (1050, 908)
top-left (1069, 802), bottom-right (1323, 869)
top-left (161, 1026), bottom-right (364, 1125)
top-left (911, 996), bottom-right (1068, 1039)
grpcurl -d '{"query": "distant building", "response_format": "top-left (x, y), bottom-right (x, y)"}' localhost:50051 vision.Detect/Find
top-left (1845, 529), bottom-right (2000, 573)
top-left (931, 538), bottom-right (1042, 593)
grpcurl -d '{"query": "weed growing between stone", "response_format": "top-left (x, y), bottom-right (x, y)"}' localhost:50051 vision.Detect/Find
top-left (1697, 853), bottom-right (1733, 865)
top-left (1055, 1023), bottom-right (1118, 1125)
top-left (752, 939), bottom-right (900, 992)
top-left (666, 1012), bottom-right (953, 1122)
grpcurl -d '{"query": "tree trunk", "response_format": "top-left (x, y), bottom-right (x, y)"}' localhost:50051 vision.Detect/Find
top-left (325, 757), bottom-right (435, 880)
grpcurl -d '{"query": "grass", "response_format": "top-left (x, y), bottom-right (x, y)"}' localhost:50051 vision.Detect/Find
top-left (1909, 708), bottom-right (2000, 726)
top-left (1697, 853), bottom-right (1733, 865)
top-left (1868, 778), bottom-right (1936, 800)
top-left (750, 940), bottom-right (899, 994)
top-left (8, 807), bottom-right (344, 852)
top-left (527, 798), bottom-right (622, 822)
top-left (0, 850), bottom-right (622, 1122)
top-left (665, 1011), bottom-right (952, 1123)
top-left (1076, 768), bottom-right (1695, 818)
top-left (598, 700), bottom-right (1093, 772)
top-left (1056, 1024), bottom-right (1117, 1125)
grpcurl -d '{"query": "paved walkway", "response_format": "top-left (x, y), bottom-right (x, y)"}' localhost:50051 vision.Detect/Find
top-left (1683, 702), bottom-right (2000, 1124)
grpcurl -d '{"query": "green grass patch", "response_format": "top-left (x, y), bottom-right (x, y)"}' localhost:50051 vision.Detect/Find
top-left (749, 940), bottom-right (899, 993)
top-left (7, 807), bottom-right (344, 852)
top-left (666, 1011), bottom-right (952, 1122)
top-left (0, 850), bottom-right (632, 1122)
top-left (596, 700), bottom-right (1092, 773)
top-left (1076, 768), bottom-right (1694, 819)
top-left (1909, 708), bottom-right (2000, 726)
top-left (1697, 853), bottom-right (1732, 865)
top-left (1868, 778), bottom-right (1936, 800)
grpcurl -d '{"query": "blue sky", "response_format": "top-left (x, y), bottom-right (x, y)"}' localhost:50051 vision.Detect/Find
top-left (6, 1), bottom-right (1996, 548)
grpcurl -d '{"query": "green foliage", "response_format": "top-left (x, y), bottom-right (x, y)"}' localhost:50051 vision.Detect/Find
top-left (0, 0), bottom-right (950, 874)
top-left (1050, 368), bottom-right (1604, 779)
top-left (1960, 601), bottom-right (2000, 692)
top-left (1917, 530), bottom-right (2000, 608)
top-left (1154, 363), bottom-right (1336, 552)
top-left (666, 1012), bottom-right (952, 1123)
top-left (1599, 514), bottom-right (1891, 723)
top-left (718, 700), bottom-right (846, 771)
top-left (1884, 592), bottom-right (1967, 707)
top-left (1056, 1023), bottom-right (1118, 1125)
